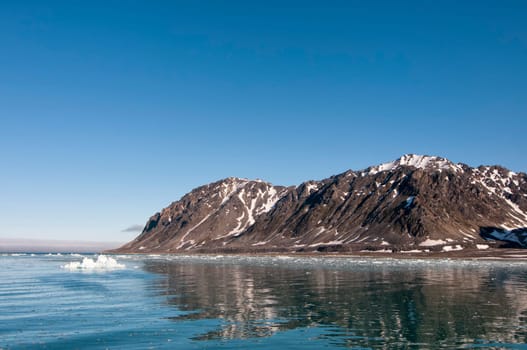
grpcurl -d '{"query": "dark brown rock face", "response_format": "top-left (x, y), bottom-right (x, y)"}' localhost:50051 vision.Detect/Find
top-left (112, 155), bottom-right (527, 253)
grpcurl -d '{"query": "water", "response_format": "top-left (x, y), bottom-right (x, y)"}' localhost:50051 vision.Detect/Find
top-left (2, 254), bottom-right (527, 349)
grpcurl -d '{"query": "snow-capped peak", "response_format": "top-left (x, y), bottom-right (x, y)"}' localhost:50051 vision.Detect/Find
top-left (368, 154), bottom-right (463, 174)
top-left (224, 176), bottom-right (250, 184)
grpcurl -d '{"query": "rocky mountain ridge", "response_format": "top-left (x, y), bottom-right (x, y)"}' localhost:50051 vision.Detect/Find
top-left (112, 154), bottom-right (527, 254)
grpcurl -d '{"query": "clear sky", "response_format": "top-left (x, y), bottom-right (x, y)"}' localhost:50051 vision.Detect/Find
top-left (1, 1), bottom-right (526, 242)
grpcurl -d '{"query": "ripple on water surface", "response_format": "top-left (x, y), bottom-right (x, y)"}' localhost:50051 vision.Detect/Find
top-left (1, 254), bottom-right (527, 349)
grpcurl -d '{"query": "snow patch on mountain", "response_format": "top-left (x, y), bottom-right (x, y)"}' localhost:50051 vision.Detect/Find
top-left (419, 239), bottom-right (446, 247)
top-left (369, 154), bottom-right (463, 174)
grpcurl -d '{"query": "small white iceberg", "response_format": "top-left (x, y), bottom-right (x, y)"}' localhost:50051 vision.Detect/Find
top-left (62, 255), bottom-right (125, 270)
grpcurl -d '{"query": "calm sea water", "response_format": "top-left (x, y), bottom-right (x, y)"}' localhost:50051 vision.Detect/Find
top-left (2, 254), bottom-right (527, 349)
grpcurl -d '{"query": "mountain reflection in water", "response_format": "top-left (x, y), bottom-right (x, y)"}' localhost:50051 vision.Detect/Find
top-left (144, 258), bottom-right (527, 348)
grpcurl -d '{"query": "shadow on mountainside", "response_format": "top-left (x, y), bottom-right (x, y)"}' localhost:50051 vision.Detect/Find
top-left (480, 226), bottom-right (527, 248)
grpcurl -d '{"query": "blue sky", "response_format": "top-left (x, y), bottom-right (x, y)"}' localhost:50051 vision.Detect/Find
top-left (1, 1), bottom-right (526, 242)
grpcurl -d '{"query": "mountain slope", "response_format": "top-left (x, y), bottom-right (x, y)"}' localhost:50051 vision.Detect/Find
top-left (117, 178), bottom-right (291, 252)
top-left (112, 155), bottom-right (527, 254)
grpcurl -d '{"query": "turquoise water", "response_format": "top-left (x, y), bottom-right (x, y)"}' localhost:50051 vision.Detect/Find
top-left (2, 254), bottom-right (527, 349)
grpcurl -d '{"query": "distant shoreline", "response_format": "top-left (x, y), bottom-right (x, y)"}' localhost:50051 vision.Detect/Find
top-left (103, 248), bottom-right (527, 261)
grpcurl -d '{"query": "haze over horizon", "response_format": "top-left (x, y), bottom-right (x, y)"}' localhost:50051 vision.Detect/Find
top-left (1, 1), bottom-right (526, 242)
top-left (0, 237), bottom-right (123, 253)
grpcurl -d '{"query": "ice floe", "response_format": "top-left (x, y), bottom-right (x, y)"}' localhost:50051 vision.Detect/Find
top-left (62, 255), bottom-right (124, 270)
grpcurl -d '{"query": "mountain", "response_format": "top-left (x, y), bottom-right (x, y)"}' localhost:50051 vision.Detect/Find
top-left (111, 154), bottom-right (527, 254)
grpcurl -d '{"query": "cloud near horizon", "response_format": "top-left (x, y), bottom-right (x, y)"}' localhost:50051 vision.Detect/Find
top-left (121, 224), bottom-right (144, 233)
